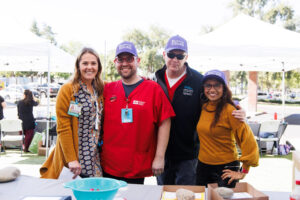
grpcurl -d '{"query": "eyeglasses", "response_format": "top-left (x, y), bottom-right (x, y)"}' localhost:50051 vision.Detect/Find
top-left (204, 83), bottom-right (222, 90)
top-left (167, 52), bottom-right (186, 60)
top-left (115, 56), bottom-right (135, 64)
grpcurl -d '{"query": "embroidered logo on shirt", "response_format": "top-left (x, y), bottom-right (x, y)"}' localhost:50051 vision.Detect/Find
top-left (133, 100), bottom-right (145, 106)
top-left (183, 86), bottom-right (193, 96)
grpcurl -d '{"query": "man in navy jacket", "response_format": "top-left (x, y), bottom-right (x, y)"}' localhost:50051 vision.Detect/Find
top-left (155, 35), bottom-right (245, 185)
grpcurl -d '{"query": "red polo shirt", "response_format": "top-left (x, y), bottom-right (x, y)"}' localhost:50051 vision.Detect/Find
top-left (101, 79), bottom-right (175, 178)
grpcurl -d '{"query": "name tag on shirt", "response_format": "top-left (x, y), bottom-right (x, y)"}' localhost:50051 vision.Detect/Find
top-left (68, 101), bottom-right (82, 117)
top-left (121, 108), bottom-right (133, 123)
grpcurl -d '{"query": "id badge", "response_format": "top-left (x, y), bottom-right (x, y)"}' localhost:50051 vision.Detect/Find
top-left (121, 108), bottom-right (133, 123)
top-left (68, 101), bottom-right (82, 117)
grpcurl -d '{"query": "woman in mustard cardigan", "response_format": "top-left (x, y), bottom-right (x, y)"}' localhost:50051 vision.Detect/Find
top-left (40, 47), bottom-right (104, 179)
top-left (196, 70), bottom-right (259, 188)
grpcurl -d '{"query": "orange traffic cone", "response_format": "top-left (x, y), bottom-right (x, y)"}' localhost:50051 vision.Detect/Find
top-left (274, 112), bottom-right (278, 120)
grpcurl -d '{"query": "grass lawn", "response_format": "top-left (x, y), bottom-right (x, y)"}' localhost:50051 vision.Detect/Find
top-left (3, 149), bottom-right (293, 165)
top-left (261, 152), bottom-right (292, 161)
top-left (14, 153), bottom-right (46, 165)
top-left (1, 149), bottom-right (46, 165)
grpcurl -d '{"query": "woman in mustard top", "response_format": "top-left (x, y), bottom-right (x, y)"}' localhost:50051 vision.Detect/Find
top-left (40, 47), bottom-right (104, 179)
top-left (196, 70), bottom-right (259, 188)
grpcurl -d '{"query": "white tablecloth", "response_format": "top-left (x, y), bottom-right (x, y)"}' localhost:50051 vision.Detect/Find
top-left (0, 175), bottom-right (289, 200)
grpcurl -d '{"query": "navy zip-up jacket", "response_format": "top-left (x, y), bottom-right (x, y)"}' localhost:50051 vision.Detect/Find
top-left (155, 63), bottom-right (203, 160)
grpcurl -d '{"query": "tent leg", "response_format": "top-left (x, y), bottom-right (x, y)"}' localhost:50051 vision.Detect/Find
top-left (282, 62), bottom-right (285, 122)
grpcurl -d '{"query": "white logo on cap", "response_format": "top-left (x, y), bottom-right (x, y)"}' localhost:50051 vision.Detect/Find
top-left (207, 71), bottom-right (222, 77)
top-left (119, 44), bottom-right (132, 50)
top-left (171, 40), bottom-right (184, 47)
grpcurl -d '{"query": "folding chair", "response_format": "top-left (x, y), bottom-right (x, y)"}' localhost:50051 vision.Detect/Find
top-left (268, 122), bottom-right (288, 155)
top-left (256, 120), bottom-right (287, 155)
top-left (0, 119), bottom-right (23, 156)
top-left (249, 122), bottom-right (261, 137)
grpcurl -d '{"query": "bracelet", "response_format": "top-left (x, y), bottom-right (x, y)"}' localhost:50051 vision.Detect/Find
top-left (240, 168), bottom-right (249, 174)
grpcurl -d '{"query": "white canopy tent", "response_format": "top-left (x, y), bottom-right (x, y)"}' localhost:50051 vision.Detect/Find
top-left (188, 14), bottom-right (300, 120)
top-left (0, 16), bottom-right (75, 157)
top-left (0, 17), bottom-right (74, 72)
top-left (188, 14), bottom-right (300, 72)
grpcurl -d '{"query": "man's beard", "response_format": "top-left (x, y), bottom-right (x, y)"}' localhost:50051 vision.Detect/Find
top-left (119, 68), bottom-right (136, 80)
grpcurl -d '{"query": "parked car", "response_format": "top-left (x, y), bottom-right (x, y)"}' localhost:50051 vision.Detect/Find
top-left (7, 84), bottom-right (40, 99)
top-left (25, 82), bottom-right (40, 91)
top-left (0, 87), bottom-right (23, 102)
top-left (23, 85), bottom-right (41, 99)
top-left (271, 92), bottom-right (281, 100)
top-left (6, 84), bottom-right (24, 92)
top-left (290, 92), bottom-right (296, 99)
top-left (38, 83), bottom-right (60, 98)
top-left (257, 92), bottom-right (271, 100)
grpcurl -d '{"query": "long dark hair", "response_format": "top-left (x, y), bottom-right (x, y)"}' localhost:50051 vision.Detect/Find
top-left (71, 47), bottom-right (104, 96)
top-left (201, 78), bottom-right (237, 128)
top-left (23, 89), bottom-right (34, 105)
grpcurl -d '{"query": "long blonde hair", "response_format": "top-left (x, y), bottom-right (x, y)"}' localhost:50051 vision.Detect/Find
top-left (71, 47), bottom-right (104, 96)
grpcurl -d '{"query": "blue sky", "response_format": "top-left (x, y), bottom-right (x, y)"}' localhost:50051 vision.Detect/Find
top-left (1, 0), bottom-right (299, 54)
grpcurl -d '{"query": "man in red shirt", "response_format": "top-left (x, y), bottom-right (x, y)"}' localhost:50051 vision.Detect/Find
top-left (101, 41), bottom-right (175, 184)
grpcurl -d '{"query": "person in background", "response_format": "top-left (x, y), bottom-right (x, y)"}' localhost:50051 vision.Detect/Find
top-left (17, 90), bottom-right (38, 152)
top-left (0, 95), bottom-right (6, 120)
top-left (0, 95), bottom-right (6, 152)
top-left (196, 70), bottom-right (259, 187)
top-left (155, 35), bottom-right (246, 185)
top-left (101, 41), bottom-right (175, 184)
top-left (40, 47), bottom-right (104, 179)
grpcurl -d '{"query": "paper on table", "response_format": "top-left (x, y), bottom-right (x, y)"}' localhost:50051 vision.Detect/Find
top-left (21, 198), bottom-right (63, 200)
top-left (231, 192), bottom-right (253, 199)
top-left (161, 191), bottom-right (205, 200)
top-left (20, 197), bottom-right (71, 200)
top-left (58, 167), bottom-right (81, 182)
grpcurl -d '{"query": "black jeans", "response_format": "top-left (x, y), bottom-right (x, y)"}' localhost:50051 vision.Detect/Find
top-left (196, 160), bottom-right (240, 188)
top-left (157, 158), bottom-right (198, 185)
top-left (103, 171), bottom-right (145, 184)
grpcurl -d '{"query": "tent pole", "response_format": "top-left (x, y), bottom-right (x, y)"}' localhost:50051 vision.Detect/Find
top-left (282, 62), bottom-right (285, 122)
top-left (45, 44), bottom-right (51, 158)
top-left (103, 40), bottom-right (107, 79)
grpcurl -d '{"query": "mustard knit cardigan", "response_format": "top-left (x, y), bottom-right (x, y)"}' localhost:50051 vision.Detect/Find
top-left (40, 82), bottom-right (103, 179)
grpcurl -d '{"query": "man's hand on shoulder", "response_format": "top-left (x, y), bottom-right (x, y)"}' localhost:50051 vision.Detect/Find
top-left (232, 105), bottom-right (246, 122)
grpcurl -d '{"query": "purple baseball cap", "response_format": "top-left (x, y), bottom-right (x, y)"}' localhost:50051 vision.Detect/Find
top-left (165, 35), bottom-right (188, 53)
top-left (115, 41), bottom-right (138, 57)
top-left (203, 69), bottom-right (227, 85)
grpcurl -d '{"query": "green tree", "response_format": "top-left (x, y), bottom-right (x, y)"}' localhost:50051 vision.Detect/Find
top-left (102, 51), bottom-right (119, 81)
top-left (229, 0), bottom-right (269, 17)
top-left (30, 20), bottom-right (57, 45)
top-left (60, 41), bottom-right (85, 56)
top-left (200, 25), bottom-right (215, 35)
top-left (103, 26), bottom-right (170, 80)
top-left (29, 21), bottom-right (74, 80)
top-left (230, 71), bottom-right (247, 94)
top-left (229, 0), bottom-right (300, 93)
top-left (229, 0), bottom-right (299, 31)
top-left (30, 20), bottom-right (41, 37)
top-left (40, 23), bottom-right (57, 45)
